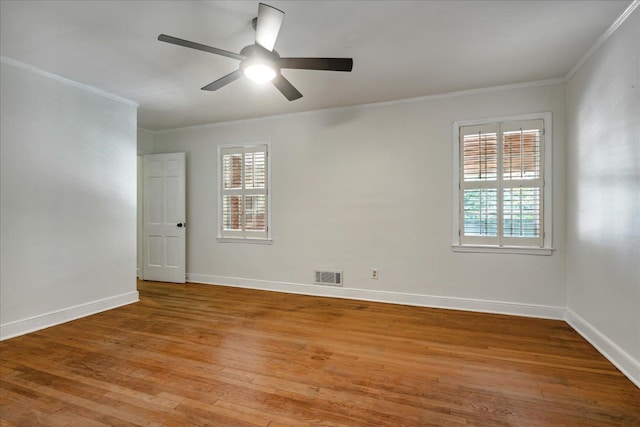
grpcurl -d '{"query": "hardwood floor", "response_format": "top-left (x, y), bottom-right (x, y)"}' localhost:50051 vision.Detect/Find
top-left (1, 281), bottom-right (639, 426)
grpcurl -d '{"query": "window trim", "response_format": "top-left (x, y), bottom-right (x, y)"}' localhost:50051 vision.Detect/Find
top-left (216, 141), bottom-right (272, 244)
top-left (452, 112), bottom-right (553, 255)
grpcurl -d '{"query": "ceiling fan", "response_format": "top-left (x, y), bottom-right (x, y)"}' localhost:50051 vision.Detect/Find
top-left (158, 2), bottom-right (353, 101)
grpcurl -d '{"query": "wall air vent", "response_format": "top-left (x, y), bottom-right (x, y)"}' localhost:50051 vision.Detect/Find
top-left (314, 270), bottom-right (343, 287)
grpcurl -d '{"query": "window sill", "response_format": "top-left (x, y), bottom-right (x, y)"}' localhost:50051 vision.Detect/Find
top-left (217, 237), bottom-right (273, 245)
top-left (452, 245), bottom-right (554, 256)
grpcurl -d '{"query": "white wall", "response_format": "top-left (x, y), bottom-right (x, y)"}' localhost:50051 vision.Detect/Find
top-left (137, 129), bottom-right (154, 155)
top-left (151, 82), bottom-right (566, 317)
top-left (565, 8), bottom-right (639, 386)
top-left (0, 59), bottom-right (139, 339)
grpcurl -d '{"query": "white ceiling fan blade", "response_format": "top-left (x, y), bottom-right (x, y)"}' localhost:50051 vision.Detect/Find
top-left (255, 3), bottom-right (284, 52)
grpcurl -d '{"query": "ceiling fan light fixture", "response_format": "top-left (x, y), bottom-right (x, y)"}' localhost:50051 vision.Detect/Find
top-left (243, 62), bottom-right (277, 84)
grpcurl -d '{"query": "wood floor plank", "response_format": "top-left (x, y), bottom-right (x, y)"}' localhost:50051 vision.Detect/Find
top-left (1, 280), bottom-right (639, 426)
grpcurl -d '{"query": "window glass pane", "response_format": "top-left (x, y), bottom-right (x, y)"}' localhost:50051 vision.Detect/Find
top-left (245, 151), bottom-right (266, 189)
top-left (223, 154), bottom-right (243, 190)
top-left (463, 132), bottom-right (497, 181)
top-left (503, 129), bottom-right (541, 180)
top-left (503, 188), bottom-right (540, 237)
top-left (463, 189), bottom-right (497, 236)
top-left (244, 195), bottom-right (266, 231)
top-left (222, 195), bottom-right (242, 231)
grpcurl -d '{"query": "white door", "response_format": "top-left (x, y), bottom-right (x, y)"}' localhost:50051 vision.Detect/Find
top-left (142, 153), bottom-right (186, 283)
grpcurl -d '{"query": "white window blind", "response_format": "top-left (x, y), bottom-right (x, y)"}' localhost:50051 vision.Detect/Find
top-left (458, 118), bottom-right (545, 248)
top-left (219, 144), bottom-right (269, 240)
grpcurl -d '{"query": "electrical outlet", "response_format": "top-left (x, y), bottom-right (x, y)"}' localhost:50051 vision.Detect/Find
top-left (371, 268), bottom-right (378, 279)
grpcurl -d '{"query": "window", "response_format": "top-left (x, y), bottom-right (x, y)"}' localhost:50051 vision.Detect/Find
top-left (218, 143), bottom-right (271, 242)
top-left (453, 113), bottom-right (552, 254)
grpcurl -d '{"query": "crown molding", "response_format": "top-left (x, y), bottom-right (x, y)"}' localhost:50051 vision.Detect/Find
top-left (153, 77), bottom-right (565, 134)
top-left (565, 0), bottom-right (639, 80)
top-left (1, 56), bottom-right (138, 108)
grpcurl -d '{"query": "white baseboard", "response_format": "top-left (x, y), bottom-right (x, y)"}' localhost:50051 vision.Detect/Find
top-left (566, 309), bottom-right (640, 389)
top-left (0, 291), bottom-right (139, 341)
top-left (186, 273), bottom-right (565, 320)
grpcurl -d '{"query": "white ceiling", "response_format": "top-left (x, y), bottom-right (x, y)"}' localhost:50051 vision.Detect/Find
top-left (0, 0), bottom-right (631, 131)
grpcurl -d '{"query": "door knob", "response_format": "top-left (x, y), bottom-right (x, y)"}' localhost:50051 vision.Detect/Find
top-left (177, 222), bottom-right (184, 228)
